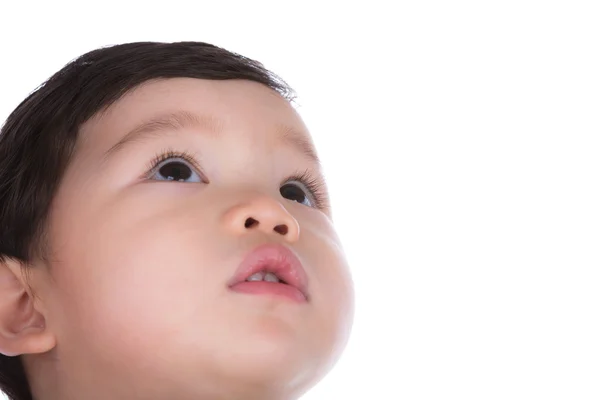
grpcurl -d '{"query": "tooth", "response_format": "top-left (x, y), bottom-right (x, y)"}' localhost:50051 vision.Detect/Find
top-left (264, 272), bottom-right (280, 282)
top-left (246, 272), bottom-right (265, 281)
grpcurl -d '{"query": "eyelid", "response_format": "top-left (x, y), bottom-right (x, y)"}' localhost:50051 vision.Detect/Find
top-left (144, 147), bottom-right (209, 182)
top-left (281, 169), bottom-right (328, 211)
top-left (284, 180), bottom-right (318, 207)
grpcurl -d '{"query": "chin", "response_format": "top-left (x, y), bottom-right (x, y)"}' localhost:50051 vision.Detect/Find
top-left (215, 339), bottom-right (324, 398)
top-left (225, 316), bottom-right (343, 391)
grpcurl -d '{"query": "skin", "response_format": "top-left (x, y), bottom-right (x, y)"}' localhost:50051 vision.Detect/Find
top-left (0, 78), bottom-right (354, 400)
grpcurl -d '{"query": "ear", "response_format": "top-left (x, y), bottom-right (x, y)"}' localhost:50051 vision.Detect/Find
top-left (0, 258), bottom-right (56, 357)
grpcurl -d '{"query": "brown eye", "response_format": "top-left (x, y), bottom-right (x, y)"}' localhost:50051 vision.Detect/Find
top-left (151, 159), bottom-right (202, 183)
top-left (280, 182), bottom-right (314, 207)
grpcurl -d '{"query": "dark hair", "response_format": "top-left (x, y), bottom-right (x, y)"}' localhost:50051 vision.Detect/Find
top-left (0, 41), bottom-right (294, 400)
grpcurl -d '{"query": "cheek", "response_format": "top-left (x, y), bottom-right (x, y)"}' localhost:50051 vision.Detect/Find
top-left (306, 224), bottom-right (355, 359)
top-left (321, 248), bottom-right (355, 343)
top-left (50, 202), bottom-right (221, 359)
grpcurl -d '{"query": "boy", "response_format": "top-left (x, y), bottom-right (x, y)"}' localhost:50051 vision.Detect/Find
top-left (0, 42), bottom-right (354, 400)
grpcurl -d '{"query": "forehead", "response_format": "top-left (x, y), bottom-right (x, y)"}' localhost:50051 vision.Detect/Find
top-left (79, 77), bottom-right (312, 155)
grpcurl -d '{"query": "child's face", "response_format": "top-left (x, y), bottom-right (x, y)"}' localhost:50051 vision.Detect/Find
top-left (32, 78), bottom-right (354, 399)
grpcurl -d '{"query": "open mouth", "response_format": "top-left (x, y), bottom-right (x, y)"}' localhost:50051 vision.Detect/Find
top-left (246, 270), bottom-right (288, 284)
top-left (227, 244), bottom-right (309, 303)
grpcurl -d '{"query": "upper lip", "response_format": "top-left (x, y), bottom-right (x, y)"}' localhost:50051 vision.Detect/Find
top-left (227, 243), bottom-right (309, 299)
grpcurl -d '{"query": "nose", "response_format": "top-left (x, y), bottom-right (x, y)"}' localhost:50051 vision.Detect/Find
top-left (222, 193), bottom-right (300, 242)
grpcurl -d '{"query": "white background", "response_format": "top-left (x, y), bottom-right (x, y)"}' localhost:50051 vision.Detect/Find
top-left (1, 1), bottom-right (599, 399)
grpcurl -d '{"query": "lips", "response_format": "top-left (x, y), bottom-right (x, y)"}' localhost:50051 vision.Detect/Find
top-left (227, 243), bottom-right (309, 302)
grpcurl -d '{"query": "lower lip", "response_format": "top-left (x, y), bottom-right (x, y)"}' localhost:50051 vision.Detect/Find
top-left (229, 281), bottom-right (307, 303)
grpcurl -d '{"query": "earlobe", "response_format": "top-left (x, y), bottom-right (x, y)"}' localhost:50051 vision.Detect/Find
top-left (0, 258), bottom-right (56, 357)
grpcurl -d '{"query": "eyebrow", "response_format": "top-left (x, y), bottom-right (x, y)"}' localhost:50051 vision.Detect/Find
top-left (102, 110), bottom-right (321, 166)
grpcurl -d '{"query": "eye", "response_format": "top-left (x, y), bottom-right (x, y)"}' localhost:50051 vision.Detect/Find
top-left (150, 159), bottom-right (202, 183)
top-left (280, 181), bottom-right (315, 207)
top-left (280, 170), bottom-right (328, 210)
top-left (146, 150), bottom-right (204, 183)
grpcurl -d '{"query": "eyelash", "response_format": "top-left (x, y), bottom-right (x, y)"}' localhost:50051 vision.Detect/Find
top-left (145, 148), bottom-right (328, 210)
top-left (145, 148), bottom-right (204, 180)
top-left (282, 169), bottom-right (328, 210)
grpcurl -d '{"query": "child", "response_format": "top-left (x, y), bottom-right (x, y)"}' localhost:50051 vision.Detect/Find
top-left (0, 42), bottom-right (354, 400)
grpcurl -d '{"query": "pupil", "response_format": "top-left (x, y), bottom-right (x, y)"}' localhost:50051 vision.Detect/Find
top-left (281, 184), bottom-right (306, 203)
top-left (159, 162), bottom-right (191, 181)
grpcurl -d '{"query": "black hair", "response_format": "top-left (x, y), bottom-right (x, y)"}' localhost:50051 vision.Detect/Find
top-left (0, 41), bottom-right (294, 400)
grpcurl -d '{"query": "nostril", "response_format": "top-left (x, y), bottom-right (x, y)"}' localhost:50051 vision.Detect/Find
top-left (245, 217), bottom-right (259, 229)
top-left (273, 224), bottom-right (288, 235)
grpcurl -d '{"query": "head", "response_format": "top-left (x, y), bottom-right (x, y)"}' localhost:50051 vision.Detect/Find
top-left (0, 42), bottom-right (354, 400)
